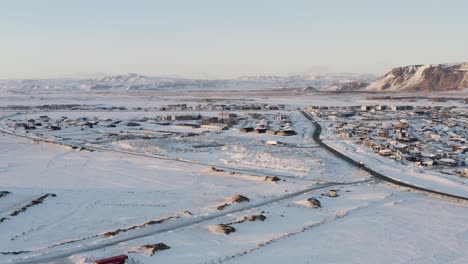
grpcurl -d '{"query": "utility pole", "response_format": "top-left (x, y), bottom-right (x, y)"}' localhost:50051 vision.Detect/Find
top-left (458, 150), bottom-right (462, 167)
top-left (221, 105), bottom-right (225, 124)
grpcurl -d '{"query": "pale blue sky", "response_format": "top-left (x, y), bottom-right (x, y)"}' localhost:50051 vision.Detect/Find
top-left (1, 0), bottom-right (467, 79)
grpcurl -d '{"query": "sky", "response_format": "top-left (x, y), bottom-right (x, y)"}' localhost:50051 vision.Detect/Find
top-left (1, 0), bottom-right (467, 79)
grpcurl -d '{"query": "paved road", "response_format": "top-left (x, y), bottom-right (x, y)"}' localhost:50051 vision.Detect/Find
top-left (4, 110), bottom-right (466, 263)
top-left (0, 111), bottom-right (373, 263)
top-left (9, 179), bottom-right (371, 264)
top-left (300, 110), bottom-right (468, 201)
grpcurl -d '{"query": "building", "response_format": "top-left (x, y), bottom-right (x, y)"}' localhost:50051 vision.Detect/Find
top-left (239, 127), bottom-right (254, 133)
top-left (391, 105), bottom-right (414, 111)
top-left (277, 130), bottom-right (297, 136)
top-left (266, 140), bottom-right (284, 146)
top-left (201, 123), bottom-right (229, 130)
top-left (253, 128), bottom-right (267, 134)
top-left (361, 105), bottom-right (372, 111)
top-left (171, 115), bottom-right (200, 121)
top-left (176, 123), bottom-right (201, 128)
top-left (376, 105), bottom-right (387, 111)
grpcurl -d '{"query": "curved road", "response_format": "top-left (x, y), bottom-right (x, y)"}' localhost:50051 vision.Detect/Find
top-left (0, 112), bottom-right (373, 263)
top-left (301, 111), bottom-right (468, 201)
top-left (3, 110), bottom-right (466, 264)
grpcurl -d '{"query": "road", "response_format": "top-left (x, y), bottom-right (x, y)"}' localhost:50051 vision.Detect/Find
top-left (9, 179), bottom-right (371, 264)
top-left (300, 110), bottom-right (468, 201)
top-left (3, 110), bottom-right (465, 263)
top-left (0, 111), bottom-right (373, 263)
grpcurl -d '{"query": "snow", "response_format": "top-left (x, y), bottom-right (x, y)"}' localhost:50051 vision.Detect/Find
top-left (239, 193), bottom-right (468, 264)
top-left (367, 65), bottom-right (430, 91)
top-left (0, 88), bottom-right (467, 264)
top-left (320, 125), bottom-right (468, 199)
top-left (367, 63), bottom-right (468, 91)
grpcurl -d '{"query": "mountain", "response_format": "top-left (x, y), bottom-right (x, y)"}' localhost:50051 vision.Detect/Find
top-left (0, 72), bottom-right (376, 92)
top-left (95, 73), bottom-right (152, 83)
top-left (322, 81), bottom-right (371, 91)
top-left (368, 63), bottom-right (468, 91)
top-left (235, 72), bottom-right (375, 90)
top-left (86, 72), bottom-right (376, 91)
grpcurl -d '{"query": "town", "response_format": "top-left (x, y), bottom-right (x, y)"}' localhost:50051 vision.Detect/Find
top-left (307, 104), bottom-right (468, 177)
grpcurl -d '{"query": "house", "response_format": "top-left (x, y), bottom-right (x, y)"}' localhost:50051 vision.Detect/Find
top-left (376, 105), bottom-right (387, 111)
top-left (14, 123), bottom-right (29, 130)
top-left (266, 140), bottom-right (284, 146)
top-left (202, 117), bottom-right (219, 125)
top-left (430, 134), bottom-right (441, 142)
top-left (437, 158), bottom-right (457, 167)
top-left (126, 122), bottom-right (141, 127)
top-left (176, 123), bottom-right (201, 128)
top-left (377, 130), bottom-right (389, 138)
top-left (391, 105), bottom-right (414, 111)
top-left (276, 130), bottom-right (297, 136)
top-left (239, 127), bottom-right (254, 133)
top-left (171, 115), bottom-right (199, 121)
top-left (421, 160), bottom-right (434, 167)
top-left (378, 149), bottom-right (393, 156)
top-left (81, 121), bottom-right (98, 129)
top-left (253, 128), bottom-right (267, 134)
top-left (338, 131), bottom-right (353, 138)
top-left (397, 120), bottom-right (410, 129)
top-left (219, 113), bottom-right (237, 118)
top-left (201, 123), bottom-right (229, 130)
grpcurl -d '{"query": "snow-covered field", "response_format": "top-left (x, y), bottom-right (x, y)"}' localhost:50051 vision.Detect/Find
top-left (0, 90), bottom-right (467, 264)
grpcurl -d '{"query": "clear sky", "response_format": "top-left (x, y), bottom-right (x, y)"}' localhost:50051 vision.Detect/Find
top-left (1, 0), bottom-right (467, 79)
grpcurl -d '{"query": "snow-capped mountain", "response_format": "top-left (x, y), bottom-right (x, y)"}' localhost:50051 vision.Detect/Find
top-left (0, 72), bottom-right (376, 92)
top-left (368, 63), bottom-right (468, 91)
top-left (82, 72), bottom-right (377, 91)
top-left (95, 73), bottom-right (151, 83)
top-left (232, 72), bottom-right (375, 91)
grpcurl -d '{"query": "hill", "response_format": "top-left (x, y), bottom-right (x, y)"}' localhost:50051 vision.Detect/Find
top-left (368, 63), bottom-right (468, 91)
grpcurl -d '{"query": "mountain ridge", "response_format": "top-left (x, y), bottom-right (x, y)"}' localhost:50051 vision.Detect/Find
top-left (367, 63), bottom-right (468, 91)
top-left (0, 72), bottom-right (376, 92)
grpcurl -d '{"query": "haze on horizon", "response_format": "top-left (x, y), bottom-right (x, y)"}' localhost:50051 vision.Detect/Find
top-left (1, 0), bottom-right (467, 79)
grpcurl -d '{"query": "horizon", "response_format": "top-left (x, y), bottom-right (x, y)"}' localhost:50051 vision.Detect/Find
top-left (1, 2), bottom-right (468, 262)
top-left (2, 62), bottom-right (467, 81)
top-left (1, 0), bottom-right (468, 79)
top-left (0, 69), bottom-right (378, 81)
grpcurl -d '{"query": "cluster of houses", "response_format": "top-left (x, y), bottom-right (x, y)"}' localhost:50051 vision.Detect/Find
top-left (307, 105), bottom-right (430, 122)
top-left (161, 113), bottom-right (239, 131)
top-left (8, 112), bottom-right (241, 133)
top-left (326, 106), bottom-right (468, 169)
top-left (360, 105), bottom-right (414, 111)
top-left (159, 103), bottom-right (285, 112)
top-left (12, 115), bottom-right (61, 131)
top-left (239, 113), bottom-right (297, 136)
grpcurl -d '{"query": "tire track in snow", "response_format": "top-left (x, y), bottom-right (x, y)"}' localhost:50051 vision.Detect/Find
top-left (9, 179), bottom-right (373, 264)
top-left (217, 193), bottom-right (396, 263)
